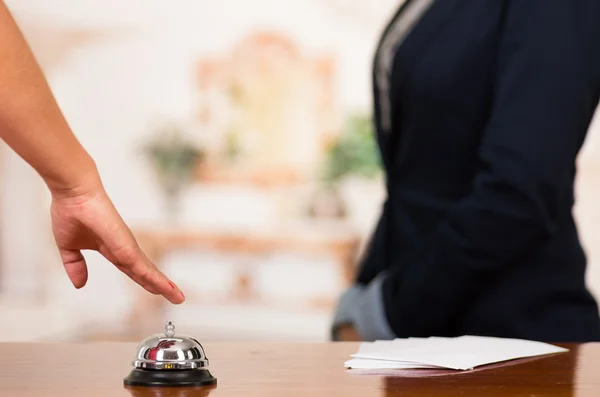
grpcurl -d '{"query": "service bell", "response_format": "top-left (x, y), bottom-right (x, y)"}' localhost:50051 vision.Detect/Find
top-left (123, 321), bottom-right (217, 387)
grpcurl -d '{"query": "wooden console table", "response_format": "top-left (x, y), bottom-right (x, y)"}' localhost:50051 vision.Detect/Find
top-left (125, 224), bottom-right (361, 338)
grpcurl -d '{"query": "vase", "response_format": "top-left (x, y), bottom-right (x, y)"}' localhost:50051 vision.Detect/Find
top-left (307, 186), bottom-right (347, 219)
top-left (161, 179), bottom-right (184, 225)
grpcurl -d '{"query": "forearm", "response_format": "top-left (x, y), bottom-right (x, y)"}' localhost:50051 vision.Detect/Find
top-left (0, 1), bottom-right (100, 196)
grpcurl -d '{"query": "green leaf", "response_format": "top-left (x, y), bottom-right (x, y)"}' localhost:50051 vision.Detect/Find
top-left (321, 113), bottom-right (382, 185)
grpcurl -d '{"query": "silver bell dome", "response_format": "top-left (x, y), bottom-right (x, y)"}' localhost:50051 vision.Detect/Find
top-left (131, 321), bottom-right (210, 370)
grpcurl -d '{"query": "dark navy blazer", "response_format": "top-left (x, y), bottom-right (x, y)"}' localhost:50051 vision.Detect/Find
top-left (351, 0), bottom-right (600, 342)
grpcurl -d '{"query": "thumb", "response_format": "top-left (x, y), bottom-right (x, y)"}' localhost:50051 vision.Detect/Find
top-left (59, 248), bottom-right (89, 289)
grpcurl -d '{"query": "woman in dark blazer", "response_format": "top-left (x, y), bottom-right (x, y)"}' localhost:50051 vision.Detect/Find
top-left (332, 0), bottom-right (600, 342)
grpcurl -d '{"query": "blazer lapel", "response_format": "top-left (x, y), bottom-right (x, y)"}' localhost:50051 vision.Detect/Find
top-left (387, 0), bottom-right (466, 168)
top-left (391, 0), bottom-right (465, 95)
top-left (372, 0), bottom-right (416, 172)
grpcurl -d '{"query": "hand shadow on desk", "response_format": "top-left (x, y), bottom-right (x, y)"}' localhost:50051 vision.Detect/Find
top-left (124, 384), bottom-right (216, 397)
top-left (379, 346), bottom-right (578, 397)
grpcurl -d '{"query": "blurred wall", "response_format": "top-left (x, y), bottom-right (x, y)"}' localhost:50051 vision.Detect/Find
top-left (0, 0), bottom-right (396, 339)
top-left (1, 0), bottom-right (599, 341)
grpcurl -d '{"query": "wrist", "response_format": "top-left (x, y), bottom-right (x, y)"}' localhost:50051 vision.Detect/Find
top-left (45, 154), bottom-right (104, 201)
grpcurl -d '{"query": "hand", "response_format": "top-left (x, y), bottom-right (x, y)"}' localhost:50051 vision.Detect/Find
top-left (49, 182), bottom-right (185, 304)
top-left (336, 324), bottom-right (362, 341)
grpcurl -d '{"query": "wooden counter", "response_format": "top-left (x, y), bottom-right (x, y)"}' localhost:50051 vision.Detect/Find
top-left (1, 341), bottom-right (598, 396)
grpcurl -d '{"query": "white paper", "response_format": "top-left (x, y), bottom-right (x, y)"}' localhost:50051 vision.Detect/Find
top-left (344, 358), bottom-right (442, 369)
top-left (345, 335), bottom-right (568, 371)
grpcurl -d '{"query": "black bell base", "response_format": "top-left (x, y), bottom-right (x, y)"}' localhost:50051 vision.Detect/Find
top-left (124, 368), bottom-right (217, 387)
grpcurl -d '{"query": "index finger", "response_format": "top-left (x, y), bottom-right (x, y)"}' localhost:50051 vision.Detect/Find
top-left (128, 254), bottom-right (185, 304)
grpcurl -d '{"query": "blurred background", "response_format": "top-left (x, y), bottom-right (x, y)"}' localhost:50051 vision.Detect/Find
top-left (1, 0), bottom-right (599, 343)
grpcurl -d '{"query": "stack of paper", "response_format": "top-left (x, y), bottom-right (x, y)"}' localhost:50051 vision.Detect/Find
top-left (344, 335), bottom-right (568, 371)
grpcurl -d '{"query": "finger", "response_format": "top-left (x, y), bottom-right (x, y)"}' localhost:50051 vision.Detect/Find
top-left (115, 264), bottom-right (162, 294)
top-left (91, 212), bottom-right (185, 303)
top-left (140, 251), bottom-right (186, 301)
top-left (98, 245), bottom-right (161, 295)
top-left (59, 249), bottom-right (89, 289)
top-left (134, 255), bottom-right (186, 304)
top-left (115, 247), bottom-right (185, 304)
top-left (143, 283), bottom-right (162, 295)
